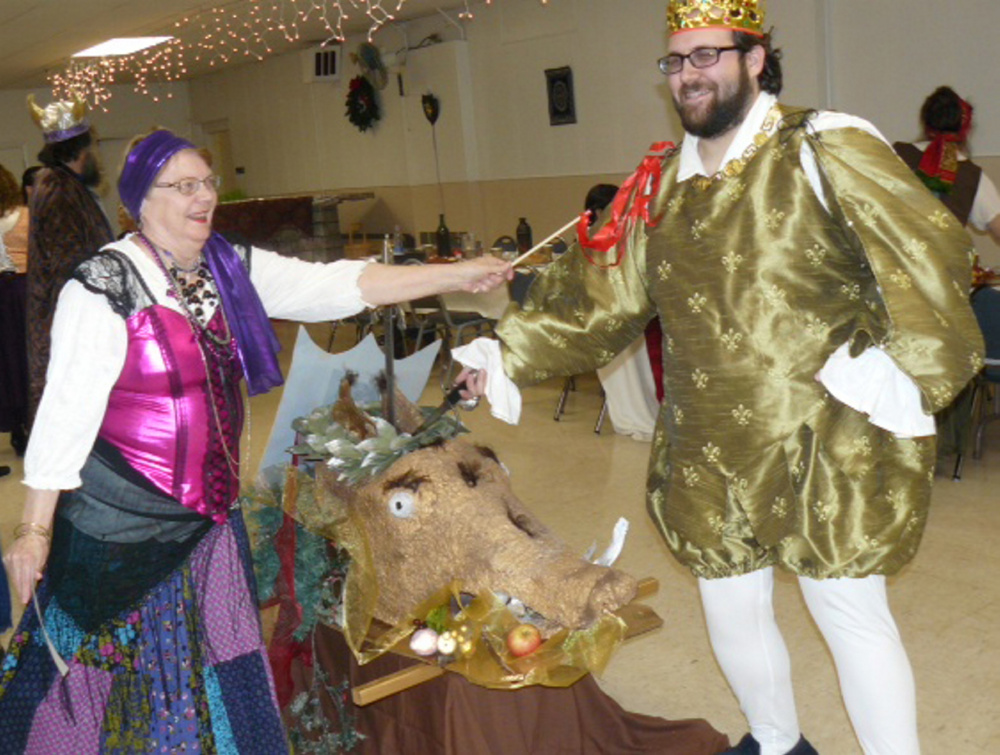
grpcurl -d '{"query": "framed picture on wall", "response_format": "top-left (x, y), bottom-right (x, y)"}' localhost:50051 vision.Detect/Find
top-left (545, 66), bottom-right (576, 126)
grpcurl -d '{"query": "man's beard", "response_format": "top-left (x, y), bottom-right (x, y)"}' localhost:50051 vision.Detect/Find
top-left (79, 151), bottom-right (102, 188)
top-left (673, 62), bottom-right (755, 139)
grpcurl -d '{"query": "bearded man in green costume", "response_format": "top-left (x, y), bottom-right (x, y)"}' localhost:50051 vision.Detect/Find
top-left (455, 2), bottom-right (982, 754)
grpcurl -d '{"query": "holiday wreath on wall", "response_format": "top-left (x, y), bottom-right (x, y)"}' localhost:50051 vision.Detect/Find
top-left (345, 75), bottom-right (380, 132)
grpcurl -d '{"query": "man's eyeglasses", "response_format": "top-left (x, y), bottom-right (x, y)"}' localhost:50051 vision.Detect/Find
top-left (658, 46), bottom-right (742, 75)
top-left (153, 175), bottom-right (222, 196)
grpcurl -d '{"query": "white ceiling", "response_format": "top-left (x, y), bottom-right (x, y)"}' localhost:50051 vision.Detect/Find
top-left (0, 0), bottom-right (470, 90)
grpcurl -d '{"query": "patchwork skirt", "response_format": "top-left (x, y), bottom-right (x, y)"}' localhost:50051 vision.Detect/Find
top-left (0, 506), bottom-right (288, 754)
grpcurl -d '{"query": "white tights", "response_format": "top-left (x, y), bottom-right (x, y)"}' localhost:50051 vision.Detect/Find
top-left (698, 568), bottom-right (919, 755)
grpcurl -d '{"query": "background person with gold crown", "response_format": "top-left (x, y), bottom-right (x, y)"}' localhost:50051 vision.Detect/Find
top-left (454, 1), bottom-right (983, 753)
top-left (25, 96), bottom-right (113, 426)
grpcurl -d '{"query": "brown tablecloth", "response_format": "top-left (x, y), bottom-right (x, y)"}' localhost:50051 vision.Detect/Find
top-left (287, 624), bottom-right (730, 754)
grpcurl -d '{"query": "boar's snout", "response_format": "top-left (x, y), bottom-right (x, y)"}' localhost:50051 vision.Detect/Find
top-left (580, 569), bottom-right (638, 625)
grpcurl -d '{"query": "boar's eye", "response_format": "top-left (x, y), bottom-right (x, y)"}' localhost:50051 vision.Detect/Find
top-left (388, 490), bottom-right (416, 519)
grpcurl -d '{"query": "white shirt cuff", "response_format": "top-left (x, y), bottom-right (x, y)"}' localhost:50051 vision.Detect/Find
top-left (451, 338), bottom-right (522, 424)
top-left (818, 343), bottom-right (935, 438)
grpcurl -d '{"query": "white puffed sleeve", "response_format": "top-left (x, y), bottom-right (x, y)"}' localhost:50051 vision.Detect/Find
top-left (24, 281), bottom-right (128, 490)
top-left (248, 247), bottom-right (375, 322)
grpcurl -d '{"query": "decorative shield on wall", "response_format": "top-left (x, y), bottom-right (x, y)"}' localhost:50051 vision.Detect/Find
top-left (421, 92), bottom-right (440, 125)
top-left (545, 66), bottom-right (576, 126)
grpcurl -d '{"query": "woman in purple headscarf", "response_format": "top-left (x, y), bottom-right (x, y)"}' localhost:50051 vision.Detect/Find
top-left (0, 129), bottom-right (508, 752)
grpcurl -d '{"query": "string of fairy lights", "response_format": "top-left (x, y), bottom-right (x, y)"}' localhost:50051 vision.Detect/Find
top-left (461, 0), bottom-right (548, 21)
top-left (49, 0), bottom-right (549, 108)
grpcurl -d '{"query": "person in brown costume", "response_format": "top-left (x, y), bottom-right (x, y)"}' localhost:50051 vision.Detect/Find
top-left (25, 96), bottom-right (113, 422)
top-left (894, 86), bottom-right (1000, 240)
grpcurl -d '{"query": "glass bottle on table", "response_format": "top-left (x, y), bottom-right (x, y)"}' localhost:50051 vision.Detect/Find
top-left (516, 217), bottom-right (533, 253)
top-left (382, 233), bottom-right (392, 263)
top-left (392, 224), bottom-right (404, 256)
top-left (435, 214), bottom-right (451, 258)
top-left (462, 232), bottom-right (477, 258)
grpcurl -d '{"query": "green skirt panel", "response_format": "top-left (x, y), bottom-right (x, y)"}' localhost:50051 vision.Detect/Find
top-left (647, 392), bottom-right (935, 580)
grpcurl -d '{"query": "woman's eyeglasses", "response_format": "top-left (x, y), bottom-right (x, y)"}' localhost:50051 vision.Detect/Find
top-left (152, 175), bottom-right (222, 196)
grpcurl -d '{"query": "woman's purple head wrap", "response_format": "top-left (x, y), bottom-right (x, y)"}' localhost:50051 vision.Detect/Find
top-left (118, 128), bottom-right (284, 396)
top-left (118, 129), bottom-right (196, 220)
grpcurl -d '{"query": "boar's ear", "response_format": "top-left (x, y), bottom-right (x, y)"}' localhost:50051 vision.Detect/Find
top-left (376, 372), bottom-right (425, 435)
top-left (331, 372), bottom-right (378, 439)
top-left (316, 463), bottom-right (355, 517)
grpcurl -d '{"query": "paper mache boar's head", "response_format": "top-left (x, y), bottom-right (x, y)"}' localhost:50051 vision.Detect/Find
top-left (313, 375), bottom-right (638, 632)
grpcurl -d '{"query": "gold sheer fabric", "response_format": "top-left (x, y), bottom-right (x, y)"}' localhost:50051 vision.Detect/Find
top-left (497, 105), bottom-right (982, 579)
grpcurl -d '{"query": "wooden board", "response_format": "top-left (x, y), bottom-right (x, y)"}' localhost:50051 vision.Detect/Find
top-left (352, 662), bottom-right (446, 707)
top-left (634, 576), bottom-right (659, 601)
top-left (620, 601), bottom-right (664, 641)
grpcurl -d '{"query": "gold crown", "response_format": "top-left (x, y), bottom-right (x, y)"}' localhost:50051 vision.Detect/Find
top-left (667, 0), bottom-right (766, 36)
top-left (27, 95), bottom-right (90, 143)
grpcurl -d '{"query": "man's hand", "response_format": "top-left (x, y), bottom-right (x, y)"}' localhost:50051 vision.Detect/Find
top-left (456, 367), bottom-right (488, 399)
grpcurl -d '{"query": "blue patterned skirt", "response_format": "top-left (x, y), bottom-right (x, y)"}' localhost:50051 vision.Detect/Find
top-left (0, 503), bottom-right (287, 754)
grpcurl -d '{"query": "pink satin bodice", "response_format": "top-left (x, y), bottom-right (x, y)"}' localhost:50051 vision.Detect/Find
top-left (99, 305), bottom-right (240, 522)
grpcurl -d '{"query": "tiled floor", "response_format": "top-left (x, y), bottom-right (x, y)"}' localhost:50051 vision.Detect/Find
top-left (2, 319), bottom-right (997, 753)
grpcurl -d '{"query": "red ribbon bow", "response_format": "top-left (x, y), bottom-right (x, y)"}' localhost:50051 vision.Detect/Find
top-left (577, 141), bottom-right (675, 268)
top-left (918, 99), bottom-right (973, 191)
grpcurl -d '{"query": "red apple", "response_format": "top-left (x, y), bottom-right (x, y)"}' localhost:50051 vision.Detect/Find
top-left (506, 623), bottom-right (542, 657)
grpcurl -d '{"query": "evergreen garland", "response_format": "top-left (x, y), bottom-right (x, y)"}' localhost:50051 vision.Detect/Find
top-left (245, 497), bottom-right (284, 604)
top-left (293, 527), bottom-right (334, 641)
top-left (288, 667), bottom-right (365, 753)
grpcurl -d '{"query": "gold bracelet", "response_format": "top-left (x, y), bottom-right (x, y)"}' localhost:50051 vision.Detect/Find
top-left (13, 522), bottom-right (51, 541)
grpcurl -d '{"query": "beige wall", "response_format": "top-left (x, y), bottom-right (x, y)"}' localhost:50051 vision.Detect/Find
top-left (824, 0), bottom-right (1000, 153)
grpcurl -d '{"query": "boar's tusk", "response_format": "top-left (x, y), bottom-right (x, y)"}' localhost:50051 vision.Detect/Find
top-left (588, 517), bottom-right (630, 566)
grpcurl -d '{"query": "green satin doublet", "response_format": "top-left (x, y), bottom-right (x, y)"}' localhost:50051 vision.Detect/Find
top-left (498, 105), bottom-right (983, 579)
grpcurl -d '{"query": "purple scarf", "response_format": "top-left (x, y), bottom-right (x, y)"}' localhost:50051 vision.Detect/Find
top-left (119, 129), bottom-right (283, 395)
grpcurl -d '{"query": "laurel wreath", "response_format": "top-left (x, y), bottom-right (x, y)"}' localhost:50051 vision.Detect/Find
top-left (289, 402), bottom-right (467, 485)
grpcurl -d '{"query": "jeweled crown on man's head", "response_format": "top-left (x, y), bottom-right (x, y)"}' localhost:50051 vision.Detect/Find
top-left (667, 0), bottom-right (766, 37)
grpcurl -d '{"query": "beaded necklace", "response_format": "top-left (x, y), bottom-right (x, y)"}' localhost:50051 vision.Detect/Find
top-left (137, 232), bottom-right (244, 481)
top-left (137, 232), bottom-right (229, 346)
